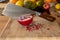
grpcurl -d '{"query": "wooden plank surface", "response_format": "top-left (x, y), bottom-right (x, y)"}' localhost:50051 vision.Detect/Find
top-left (1, 16), bottom-right (60, 38)
top-left (0, 16), bottom-right (11, 37)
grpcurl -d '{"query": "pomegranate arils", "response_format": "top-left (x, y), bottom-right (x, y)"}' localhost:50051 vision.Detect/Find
top-left (28, 16), bottom-right (30, 18)
top-left (25, 23), bottom-right (43, 31)
top-left (19, 17), bottom-right (23, 20)
top-left (35, 25), bottom-right (40, 30)
top-left (20, 18), bottom-right (24, 20)
top-left (32, 26), bottom-right (34, 28)
top-left (26, 26), bottom-right (32, 31)
top-left (21, 16), bottom-right (25, 20)
top-left (24, 16), bottom-right (27, 19)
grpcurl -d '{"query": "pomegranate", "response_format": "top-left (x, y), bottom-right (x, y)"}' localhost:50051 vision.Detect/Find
top-left (17, 14), bottom-right (33, 26)
top-left (43, 3), bottom-right (50, 10)
top-left (26, 26), bottom-right (32, 31)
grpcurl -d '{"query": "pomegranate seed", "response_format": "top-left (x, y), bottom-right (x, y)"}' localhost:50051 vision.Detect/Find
top-left (26, 26), bottom-right (32, 31)
top-left (35, 25), bottom-right (40, 30)
top-left (24, 16), bottom-right (27, 19)
top-left (33, 24), bottom-right (39, 30)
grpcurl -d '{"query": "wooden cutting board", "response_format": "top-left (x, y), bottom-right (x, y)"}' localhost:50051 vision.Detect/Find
top-left (0, 16), bottom-right (11, 37)
top-left (1, 16), bottom-right (60, 38)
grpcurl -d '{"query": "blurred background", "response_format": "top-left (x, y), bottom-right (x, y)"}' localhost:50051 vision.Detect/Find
top-left (0, 0), bottom-right (60, 25)
top-left (0, 0), bottom-right (9, 15)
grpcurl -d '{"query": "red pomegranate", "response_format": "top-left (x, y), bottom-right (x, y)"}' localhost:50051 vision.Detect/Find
top-left (17, 14), bottom-right (33, 26)
top-left (43, 3), bottom-right (50, 10)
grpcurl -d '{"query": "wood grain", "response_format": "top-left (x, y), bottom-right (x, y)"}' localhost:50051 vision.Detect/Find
top-left (0, 16), bottom-right (11, 37)
top-left (1, 16), bottom-right (60, 38)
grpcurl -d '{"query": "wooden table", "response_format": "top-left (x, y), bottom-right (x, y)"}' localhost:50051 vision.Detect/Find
top-left (0, 16), bottom-right (60, 38)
